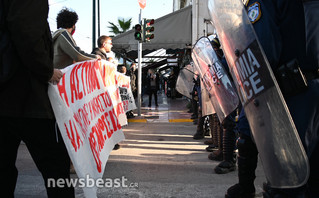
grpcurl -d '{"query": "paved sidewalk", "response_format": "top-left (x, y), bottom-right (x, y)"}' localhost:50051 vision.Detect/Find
top-left (15, 122), bottom-right (266, 198)
top-left (128, 93), bottom-right (194, 123)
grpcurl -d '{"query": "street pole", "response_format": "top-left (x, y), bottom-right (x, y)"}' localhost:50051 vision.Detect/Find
top-left (97, 0), bottom-right (100, 37)
top-left (137, 9), bottom-right (142, 116)
top-left (92, 0), bottom-right (96, 50)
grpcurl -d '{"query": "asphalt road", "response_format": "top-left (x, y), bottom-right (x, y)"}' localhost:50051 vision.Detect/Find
top-left (15, 122), bottom-right (266, 198)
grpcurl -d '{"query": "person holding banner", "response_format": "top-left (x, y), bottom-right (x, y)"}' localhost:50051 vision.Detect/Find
top-left (92, 35), bottom-right (118, 65)
top-left (93, 36), bottom-right (123, 150)
top-left (52, 8), bottom-right (100, 69)
top-left (52, 7), bottom-right (102, 174)
top-left (0, 1), bottom-right (74, 197)
top-left (226, 0), bottom-right (319, 197)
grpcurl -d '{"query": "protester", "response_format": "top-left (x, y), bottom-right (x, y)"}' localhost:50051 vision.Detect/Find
top-left (118, 65), bottom-right (127, 74)
top-left (168, 70), bottom-right (177, 99)
top-left (91, 36), bottom-right (121, 150)
top-left (225, 1), bottom-right (319, 197)
top-left (92, 35), bottom-right (108, 60)
top-left (126, 63), bottom-right (137, 118)
top-left (52, 7), bottom-right (100, 173)
top-left (129, 63), bottom-right (137, 98)
top-left (118, 65), bottom-right (134, 119)
top-left (118, 65), bottom-right (131, 119)
top-left (146, 69), bottom-right (159, 107)
top-left (92, 35), bottom-right (118, 63)
top-left (52, 8), bottom-right (99, 70)
top-left (93, 35), bottom-right (118, 65)
top-left (0, 1), bottom-right (74, 197)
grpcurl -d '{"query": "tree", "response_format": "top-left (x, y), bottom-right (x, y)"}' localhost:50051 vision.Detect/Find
top-left (108, 18), bottom-right (132, 36)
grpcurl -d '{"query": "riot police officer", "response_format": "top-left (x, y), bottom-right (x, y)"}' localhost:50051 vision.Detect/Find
top-left (208, 37), bottom-right (238, 174)
top-left (226, 0), bottom-right (319, 198)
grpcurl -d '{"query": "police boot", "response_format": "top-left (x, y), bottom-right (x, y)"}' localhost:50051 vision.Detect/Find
top-left (208, 149), bottom-right (223, 161)
top-left (225, 134), bottom-right (258, 198)
top-left (206, 114), bottom-right (219, 151)
top-left (208, 118), bottom-right (223, 160)
top-left (214, 119), bottom-right (236, 174)
top-left (193, 115), bottom-right (205, 140)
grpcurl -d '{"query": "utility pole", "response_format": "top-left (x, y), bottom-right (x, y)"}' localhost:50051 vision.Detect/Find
top-left (92, 0), bottom-right (96, 50)
top-left (97, 0), bottom-right (100, 37)
top-left (137, 9), bottom-right (143, 116)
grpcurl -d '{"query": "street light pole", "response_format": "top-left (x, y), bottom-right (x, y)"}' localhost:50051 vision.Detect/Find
top-left (92, 0), bottom-right (96, 50)
top-left (137, 9), bottom-right (143, 116)
top-left (97, 0), bottom-right (100, 37)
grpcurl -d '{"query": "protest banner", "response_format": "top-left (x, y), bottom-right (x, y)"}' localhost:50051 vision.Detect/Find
top-left (117, 73), bottom-right (137, 112)
top-left (94, 60), bottom-right (129, 126)
top-left (48, 60), bottom-right (126, 198)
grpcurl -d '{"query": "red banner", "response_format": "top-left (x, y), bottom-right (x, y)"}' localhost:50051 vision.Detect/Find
top-left (48, 60), bottom-right (126, 197)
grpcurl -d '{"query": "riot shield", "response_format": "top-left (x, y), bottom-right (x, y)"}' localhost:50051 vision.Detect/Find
top-left (208, 0), bottom-right (309, 188)
top-left (176, 64), bottom-right (196, 99)
top-left (200, 79), bottom-right (216, 117)
top-left (192, 37), bottom-right (239, 122)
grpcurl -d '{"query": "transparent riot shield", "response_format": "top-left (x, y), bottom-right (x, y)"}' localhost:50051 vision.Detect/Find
top-left (208, 0), bottom-right (309, 188)
top-left (176, 64), bottom-right (196, 99)
top-left (192, 37), bottom-right (239, 122)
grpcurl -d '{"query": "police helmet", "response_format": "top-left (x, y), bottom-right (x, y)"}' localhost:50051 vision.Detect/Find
top-left (211, 37), bottom-right (221, 49)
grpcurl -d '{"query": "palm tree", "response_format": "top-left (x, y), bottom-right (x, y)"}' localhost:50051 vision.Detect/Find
top-left (108, 18), bottom-right (132, 36)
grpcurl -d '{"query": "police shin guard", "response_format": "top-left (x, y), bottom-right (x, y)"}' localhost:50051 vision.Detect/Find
top-left (225, 134), bottom-right (257, 198)
top-left (214, 119), bottom-right (236, 174)
top-left (208, 115), bottom-right (223, 161)
top-left (211, 114), bottom-right (220, 147)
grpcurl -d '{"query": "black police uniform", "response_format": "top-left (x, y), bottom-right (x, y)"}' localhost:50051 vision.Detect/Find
top-left (227, 0), bottom-right (319, 197)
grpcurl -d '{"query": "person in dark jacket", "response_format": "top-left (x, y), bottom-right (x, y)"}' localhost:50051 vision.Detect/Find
top-left (0, 0), bottom-right (74, 197)
top-left (129, 63), bottom-right (137, 98)
top-left (146, 69), bottom-right (159, 107)
top-left (126, 63), bottom-right (137, 118)
top-left (92, 35), bottom-right (118, 65)
top-left (92, 35), bottom-right (112, 61)
top-left (168, 70), bottom-right (177, 99)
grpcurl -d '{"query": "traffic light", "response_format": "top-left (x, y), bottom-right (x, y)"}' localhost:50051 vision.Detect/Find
top-left (143, 19), bottom-right (154, 42)
top-left (134, 24), bottom-right (143, 41)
